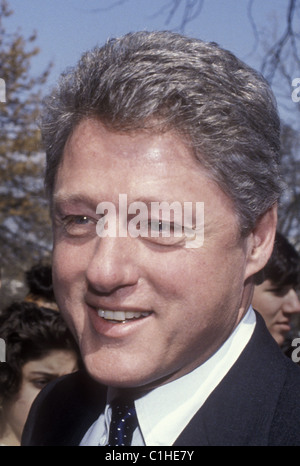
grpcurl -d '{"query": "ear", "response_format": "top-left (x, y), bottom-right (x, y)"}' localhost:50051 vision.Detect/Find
top-left (244, 204), bottom-right (277, 282)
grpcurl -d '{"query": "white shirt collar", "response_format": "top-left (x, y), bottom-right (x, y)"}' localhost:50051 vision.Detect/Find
top-left (80, 306), bottom-right (256, 446)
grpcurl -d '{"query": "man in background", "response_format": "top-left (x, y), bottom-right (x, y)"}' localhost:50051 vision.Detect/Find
top-left (252, 231), bottom-right (300, 348)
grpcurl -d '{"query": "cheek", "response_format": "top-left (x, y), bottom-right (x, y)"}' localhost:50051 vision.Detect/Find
top-left (52, 243), bottom-right (89, 333)
top-left (52, 240), bottom-right (88, 294)
top-left (150, 249), bottom-right (244, 324)
top-left (267, 297), bottom-right (284, 317)
top-left (253, 293), bottom-right (282, 321)
top-left (6, 385), bottom-right (40, 437)
top-left (186, 249), bottom-right (244, 296)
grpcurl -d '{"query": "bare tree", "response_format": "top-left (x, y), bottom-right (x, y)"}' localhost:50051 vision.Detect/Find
top-left (98, 0), bottom-right (299, 82)
top-left (278, 123), bottom-right (300, 248)
top-left (0, 0), bottom-right (52, 307)
top-left (260, 0), bottom-right (300, 84)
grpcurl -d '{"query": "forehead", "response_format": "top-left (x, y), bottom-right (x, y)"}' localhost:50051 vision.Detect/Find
top-left (54, 118), bottom-right (236, 218)
top-left (62, 118), bottom-right (196, 172)
top-left (22, 350), bottom-right (77, 375)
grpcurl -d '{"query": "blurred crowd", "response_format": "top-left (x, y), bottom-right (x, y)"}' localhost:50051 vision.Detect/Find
top-left (0, 263), bottom-right (81, 445)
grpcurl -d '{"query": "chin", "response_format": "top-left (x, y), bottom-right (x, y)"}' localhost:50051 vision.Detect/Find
top-left (82, 352), bottom-right (179, 392)
top-left (83, 353), bottom-right (150, 388)
top-left (273, 334), bottom-right (285, 347)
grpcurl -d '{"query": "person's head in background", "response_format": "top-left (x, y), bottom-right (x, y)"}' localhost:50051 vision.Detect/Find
top-left (252, 231), bottom-right (300, 346)
top-left (25, 263), bottom-right (58, 311)
top-left (0, 301), bottom-right (80, 445)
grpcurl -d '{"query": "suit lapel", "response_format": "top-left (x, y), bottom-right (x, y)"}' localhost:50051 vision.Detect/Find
top-left (22, 369), bottom-right (107, 446)
top-left (174, 313), bottom-right (287, 446)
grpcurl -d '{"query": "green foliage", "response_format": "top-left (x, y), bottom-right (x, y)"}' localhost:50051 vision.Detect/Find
top-left (0, 0), bottom-right (53, 306)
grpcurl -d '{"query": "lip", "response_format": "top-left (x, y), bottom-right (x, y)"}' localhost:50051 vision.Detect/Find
top-left (97, 309), bottom-right (151, 322)
top-left (275, 321), bottom-right (291, 331)
top-left (86, 303), bottom-right (153, 338)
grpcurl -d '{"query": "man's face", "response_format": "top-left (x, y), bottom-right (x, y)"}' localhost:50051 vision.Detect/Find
top-left (52, 118), bottom-right (254, 389)
top-left (252, 279), bottom-right (300, 346)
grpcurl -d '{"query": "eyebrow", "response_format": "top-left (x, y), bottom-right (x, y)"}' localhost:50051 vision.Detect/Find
top-left (29, 370), bottom-right (58, 377)
top-left (52, 193), bottom-right (201, 214)
top-left (52, 193), bottom-right (98, 212)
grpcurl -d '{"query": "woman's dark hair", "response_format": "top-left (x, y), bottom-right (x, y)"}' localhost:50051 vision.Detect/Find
top-left (0, 301), bottom-right (80, 401)
top-left (25, 264), bottom-right (55, 301)
top-left (263, 231), bottom-right (300, 289)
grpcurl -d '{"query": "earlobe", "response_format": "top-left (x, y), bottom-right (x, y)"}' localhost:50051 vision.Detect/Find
top-left (244, 204), bottom-right (277, 281)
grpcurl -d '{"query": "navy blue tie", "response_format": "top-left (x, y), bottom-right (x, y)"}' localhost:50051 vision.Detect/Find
top-left (108, 398), bottom-right (138, 446)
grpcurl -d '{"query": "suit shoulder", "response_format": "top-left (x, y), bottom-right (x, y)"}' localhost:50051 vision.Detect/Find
top-left (269, 357), bottom-right (300, 445)
top-left (22, 370), bottom-right (105, 446)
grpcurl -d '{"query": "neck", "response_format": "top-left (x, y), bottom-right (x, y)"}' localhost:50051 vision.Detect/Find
top-left (0, 421), bottom-right (20, 446)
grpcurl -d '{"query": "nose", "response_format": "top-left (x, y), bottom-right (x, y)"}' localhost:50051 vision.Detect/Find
top-left (86, 236), bottom-right (140, 295)
top-left (283, 289), bottom-right (300, 315)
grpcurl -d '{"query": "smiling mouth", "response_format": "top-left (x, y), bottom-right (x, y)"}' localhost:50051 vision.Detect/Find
top-left (278, 321), bottom-right (290, 328)
top-left (97, 309), bottom-right (152, 323)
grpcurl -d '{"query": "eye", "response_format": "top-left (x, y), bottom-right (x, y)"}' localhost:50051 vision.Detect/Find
top-left (140, 219), bottom-right (187, 247)
top-left (62, 215), bottom-right (97, 237)
top-left (30, 377), bottom-right (53, 389)
top-left (268, 286), bottom-right (291, 297)
top-left (150, 220), bottom-right (171, 235)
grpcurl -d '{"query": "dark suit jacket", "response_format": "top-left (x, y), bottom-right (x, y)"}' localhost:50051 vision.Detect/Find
top-left (21, 313), bottom-right (300, 446)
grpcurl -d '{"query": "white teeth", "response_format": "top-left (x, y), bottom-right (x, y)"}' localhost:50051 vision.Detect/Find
top-left (97, 309), bottom-right (151, 322)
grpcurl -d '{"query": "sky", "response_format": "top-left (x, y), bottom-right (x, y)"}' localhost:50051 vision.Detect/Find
top-left (3, 0), bottom-right (298, 121)
top-left (4, 1), bottom-right (288, 80)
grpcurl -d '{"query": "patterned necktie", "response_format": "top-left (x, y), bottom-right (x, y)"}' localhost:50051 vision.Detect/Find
top-left (108, 397), bottom-right (138, 446)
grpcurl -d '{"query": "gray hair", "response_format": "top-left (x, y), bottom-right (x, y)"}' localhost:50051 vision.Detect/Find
top-left (41, 30), bottom-right (282, 236)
